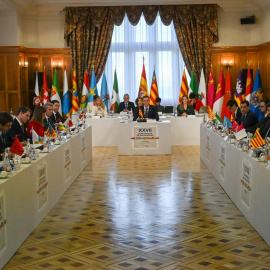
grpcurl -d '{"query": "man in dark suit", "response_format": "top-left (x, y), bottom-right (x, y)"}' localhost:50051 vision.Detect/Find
top-left (238, 100), bottom-right (259, 129)
top-left (226, 99), bottom-right (242, 123)
top-left (156, 97), bottom-right (165, 113)
top-left (6, 106), bottom-right (31, 147)
top-left (133, 95), bottom-right (159, 121)
top-left (246, 101), bottom-right (270, 138)
top-left (43, 102), bottom-right (55, 131)
top-left (50, 100), bottom-right (63, 124)
top-left (119, 94), bottom-right (135, 113)
top-left (0, 112), bottom-right (15, 161)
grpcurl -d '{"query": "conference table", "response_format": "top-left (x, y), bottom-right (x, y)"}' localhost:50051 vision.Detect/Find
top-left (86, 114), bottom-right (203, 146)
top-left (0, 126), bottom-right (92, 269)
top-left (200, 124), bottom-right (270, 246)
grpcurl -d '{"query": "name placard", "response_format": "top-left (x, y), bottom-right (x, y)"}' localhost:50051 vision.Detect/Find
top-left (37, 162), bottom-right (48, 209)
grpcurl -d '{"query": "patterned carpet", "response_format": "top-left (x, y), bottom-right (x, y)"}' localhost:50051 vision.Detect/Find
top-left (3, 146), bottom-right (270, 270)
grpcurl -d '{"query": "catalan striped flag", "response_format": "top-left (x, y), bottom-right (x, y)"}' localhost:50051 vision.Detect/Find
top-left (46, 124), bottom-right (57, 138)
top-left (138, 62), bottom-right (149, 97)
top-left (139, 107), bottom-right (143, 118)
top-left (178, 69), bottom-right (189, 104)
top-left (72, 70), bottom-right (79, 113)
top-left (251, 128), bottom-right (265, 149)
top-left (149, 68), bottom-right (159, 106)
top-left (234, 69), bottom-right (245, 107)
top-left (208, 106), bottom-right (215, 121)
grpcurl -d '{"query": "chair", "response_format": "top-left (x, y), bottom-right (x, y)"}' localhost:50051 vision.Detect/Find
top-left (164, 106), bottom-right (174, 113)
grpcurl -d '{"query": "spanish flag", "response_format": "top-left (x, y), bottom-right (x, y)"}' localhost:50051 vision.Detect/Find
top-left (149, 68), bottom-right (159, 105)
top-left (139, 107), bottom-right (143, 118)
top-left (138, 63), bottom-right (148, 97)
top-left (72, 70), bottom-right (79, 113)
top-left (251, 128), bottom-right (265, 149)
top-left (178, 69), bottom-right (189, 104)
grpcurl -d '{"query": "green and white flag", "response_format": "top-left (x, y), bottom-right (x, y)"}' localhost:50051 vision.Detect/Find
top-left (189, 69), bottom-right (198, 95)
top-left (51, 69), bottom-right (62, 115)
top-left (111, 69), bottom-right (119, 113)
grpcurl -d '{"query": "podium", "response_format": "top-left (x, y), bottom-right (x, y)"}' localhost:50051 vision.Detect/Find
top-left (118, 121), bottom-right (171, 155)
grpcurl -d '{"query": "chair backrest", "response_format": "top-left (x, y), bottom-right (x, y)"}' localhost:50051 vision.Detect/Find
top-left (164, 106), bottom-right (174, 113)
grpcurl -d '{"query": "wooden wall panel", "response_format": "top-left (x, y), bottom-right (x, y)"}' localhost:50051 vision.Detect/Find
top-left (8, 93), bottom-right (19, 114)
top-left (0, 55), bottom-right (5, 91)
top-left (0, 94), bottom-right (6, 111)
top-left (6, 55), bottom-right (18, 91)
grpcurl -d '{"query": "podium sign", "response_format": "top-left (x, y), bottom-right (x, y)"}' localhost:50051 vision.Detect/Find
top-left (133, 127), bottom-right (157, 148)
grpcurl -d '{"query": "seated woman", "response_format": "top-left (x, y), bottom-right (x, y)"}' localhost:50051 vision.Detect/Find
top-left (92, 96), bottom-right (108, 116)
top-left (26, 106), bottom-right (46, 139)
top-left (87, 94), bottom-right (99, 113)
top-left (134, 97), bottom-right (143, 118)
top-left (177, 95), bottom-right (195, 116)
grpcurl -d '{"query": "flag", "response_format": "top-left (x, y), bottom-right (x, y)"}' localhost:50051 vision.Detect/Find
top-left (111, 69), bottom-right (120, 113)
top-left (221, 69), bottom-right (232, 121)
top-left (245, 69), bottom-right (252, 102)
top-left (31, 127), bottom-right (42, 143)
top-left (100, 72), bottom-right (110, 112)
top-left (138, 63), bottom-right (148, 97)
top-left (42, 69), bottom-right (49, 105)
top-left (51, 69), bottom-right (62, 115)
top-left (79, 111), bottom-right (86, 120)
top-left (234, 69), bottom-right (245, 107)
top-left (208, 106), bottom-right (215, 121)
top-left (72, 70), bottom-right (79, 113)
top-left (231, 120), bottom-right (243, 132)
top-left (46, 124), bottom-right (57, 138)
top-left (223, 116), bottom-right (232, 128)
top-left (178, 69), bottom-right (189, 104)
top-left (196, 68), bottom-right (206, 112)
top-left (139, 107), bottom-right (143, 118)
top-left (207, 70), bottom-right (215, 109)
top-left (250, 69), bottom-right (263, 121)
top-left (64, 117), bottom-right (72, 128)
top-left (88, 69), bottom-right (98, 108)
top-left (81, 70), bottom-right (89, 109)
top-left (215, 113), bottom-right (223, 123)
top-left (251, 128), bottom-right (265, 148)
top-left (62, 69), bottom-right (71, 118)
top-left (190, 69), bottom-right (198, 95)
top-left (10, 136), bottom-right (24, 156)
top-left (33, 71), bottom-right (41, 106)
top-left (149, 68), bottom-right (159, 106)
top-left (213, 70), bottom-right (225, 116)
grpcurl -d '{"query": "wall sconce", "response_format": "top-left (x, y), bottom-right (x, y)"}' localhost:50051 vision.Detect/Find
top-left (53, 62), bottom-right (62, 70)
top-left (223, 60), bottom-right (233, 69)
top-left (20, 61), bottom-right (28, 69)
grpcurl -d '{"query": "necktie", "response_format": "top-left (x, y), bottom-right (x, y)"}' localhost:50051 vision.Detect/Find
top-left (125, 104), bottom-right (128, 110)
top-left (145, 108), bottom-right (148, 118)
top-left (1, 133), bottom-right (5, 144)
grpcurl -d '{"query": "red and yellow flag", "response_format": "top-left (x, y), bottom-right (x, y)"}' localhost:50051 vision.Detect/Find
top-left (149, 69), bottom-right (159, 105)
top-left (251, 129), bottom-right (265, 149)
top-left (208, 106), bottom-right (215, 121)
top-left (139, 107), bottom-right (143, 118)
top-left (72, 70), bottom-right (79, 113)
top-left (46, 126), bottom-right (57, 138)
top-left (138, 63), bottom-right (148, 97)
top-left (178, 69), bottom-right (189, 104)
top-left (207, 70), bottom-right (215, 109)
top-left (245, 69), bottom-right (252, 102)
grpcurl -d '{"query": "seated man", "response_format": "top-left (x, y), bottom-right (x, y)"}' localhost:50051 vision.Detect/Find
top-left (119, 94), bottom-right (135, 113)
top-left (43, 102), bottom-right (55, 131)
top-left (6, 106), bottom-right (31, 146)
top-left (0, 112), bottom-right (15, 161)
top-left (155, 97), bottom-right (165, 113)
top-left (189, 92), bottom-right (204, 112)
top-left (246, 101), bottom-right (270, 138)
top-left (238, 100), bottom-right (259, 129)
top-left (133, 95), bottom-right (159, 121)
top-left (50, 100), bottom-right (63, 123)
top-left (226, 99), bottom-right (242, 123)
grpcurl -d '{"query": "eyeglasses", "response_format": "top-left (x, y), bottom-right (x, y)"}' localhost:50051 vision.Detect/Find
top-left (4, 124), bottom-right (12, 128)
top-left (260, 105), bottom-right (266, 108)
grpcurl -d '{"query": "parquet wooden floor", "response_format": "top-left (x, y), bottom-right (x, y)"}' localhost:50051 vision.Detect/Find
top-left (3, 146), bottom-right (270, 269)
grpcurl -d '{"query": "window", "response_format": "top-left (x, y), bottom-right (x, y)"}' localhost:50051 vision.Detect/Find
top-left (98, 14), bottom-right (189, 107)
